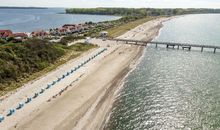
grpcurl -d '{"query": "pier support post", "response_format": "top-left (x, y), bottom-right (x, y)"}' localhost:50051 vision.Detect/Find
top-left (201, 47), bottom-right (203, 52)
top-left (189, 46), bottom-right (191, 51)
top-left (166, 44), bottom-right (169, 48)
top-left (156, 44), bottom-right (158, 48)
top-left (214, 48), bottom-right (216, 53)
top-left (177, 45), bottom-right (179, 50)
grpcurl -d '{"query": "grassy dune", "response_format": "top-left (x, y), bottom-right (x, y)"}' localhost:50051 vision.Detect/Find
top-left (106, 17), bottom-right (157, 38)
top-left (0, 40), bottom-right (97, 96)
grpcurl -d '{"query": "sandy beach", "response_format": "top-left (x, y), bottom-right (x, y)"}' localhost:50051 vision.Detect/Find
top-left (0, 17), bottom-right (171, 130)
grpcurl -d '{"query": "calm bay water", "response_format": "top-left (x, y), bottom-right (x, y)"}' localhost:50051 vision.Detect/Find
top-left (105, 14), bottom-right (220, 130)
top-left (0, 8), bottom-right (120, 32)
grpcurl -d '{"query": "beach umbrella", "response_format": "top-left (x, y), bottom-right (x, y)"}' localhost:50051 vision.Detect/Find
top-left (0, 115), bottom-right (4, 122)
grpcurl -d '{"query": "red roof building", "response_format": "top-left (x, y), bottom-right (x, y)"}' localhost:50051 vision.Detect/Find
top-left (62, 24), bottom-right (77, 28)
top-left (0, 30), bottom-right (13, 39)
top-left (12, 33), bottom-right (28, 42)
top-left (31, 30), bottom-right (49, 37)
top-left (12, 33), bottom-right (28, 38)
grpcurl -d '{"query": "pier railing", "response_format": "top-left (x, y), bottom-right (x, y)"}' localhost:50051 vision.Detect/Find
top-left (105, 38), bottom-right (220, 53)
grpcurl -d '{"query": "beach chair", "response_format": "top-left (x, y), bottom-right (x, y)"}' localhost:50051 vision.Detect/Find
top-left (39, 88), bottom-right (45, 94)
top-left (33, 93), bottom-right (39, 98)
top-left (25, 97), bottom-right (32, 104)
top-left (46, 84), bottom-right (51, 89)
top-left (57, 77), bottom-right (61, 82)
top-left (0, 115), bottom-right (4, 122)
top-left (7, 109), bottom-right (15, 116)
top-left (52, 81), bottom-right (56, 85)
top-left (16, 102), bottom-right (24, 110)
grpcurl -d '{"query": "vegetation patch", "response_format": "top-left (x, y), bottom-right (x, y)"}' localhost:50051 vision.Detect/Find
top-left (106, 17), bottom-right (157, 37)
top-left (0, 39), bottom-right (96, 96)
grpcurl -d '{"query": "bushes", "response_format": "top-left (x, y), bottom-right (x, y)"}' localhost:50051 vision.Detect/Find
top-left (0, 40), bottom-right (65, 85)
top-left (60, 36), bottom-right (85, 45)
top-left (0, 38), bottom-right (6, 45)
top-left (0, 39), bottom-right (96, 93)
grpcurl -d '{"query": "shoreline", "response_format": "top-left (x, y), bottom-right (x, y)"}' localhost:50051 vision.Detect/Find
top-left (99, 17), bottom-right (174, 129)
top-left (0, 16), bottom-right (174, 130)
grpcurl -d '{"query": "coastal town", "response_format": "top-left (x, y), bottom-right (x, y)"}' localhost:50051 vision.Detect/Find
top-left (0, 23), bottom-right (92, 43)
top-left (0, 16), bottom-right (146, 44)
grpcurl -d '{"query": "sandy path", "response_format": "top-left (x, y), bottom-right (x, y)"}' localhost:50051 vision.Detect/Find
top-left (0, 17), bottom-right (172, 130)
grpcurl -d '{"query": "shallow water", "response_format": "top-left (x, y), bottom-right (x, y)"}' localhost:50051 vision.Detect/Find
top-left (105, 14), bottom-right (220, 130)
top-left (0, 8), bottom-right (120, 32)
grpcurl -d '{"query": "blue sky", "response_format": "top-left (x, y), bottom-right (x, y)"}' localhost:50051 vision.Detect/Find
top-left (0, 0), bottom-right (220, 8)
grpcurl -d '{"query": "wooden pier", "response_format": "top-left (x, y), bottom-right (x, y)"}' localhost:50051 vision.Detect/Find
top-left (105, 38), bottom-right (220, 53)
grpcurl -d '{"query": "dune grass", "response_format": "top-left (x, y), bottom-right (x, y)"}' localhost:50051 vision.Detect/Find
top-left (0, 42), bottom-right (97, 96)
top-left (106, 17), bottom-right (157, 38)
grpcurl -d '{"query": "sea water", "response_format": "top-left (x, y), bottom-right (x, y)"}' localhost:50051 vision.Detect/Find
top-left (105, 14), bottom-right (220, 130)
top-left (0, 8), bottom-right (120, 32)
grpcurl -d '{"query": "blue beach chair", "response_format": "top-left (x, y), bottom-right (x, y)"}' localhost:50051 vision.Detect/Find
top-left (7, 109), bottom-right (15, 116)
top-left (33, 93), bottom-right (39, 98)
top-left (46, 84), bottom-right (51, 89)
top-left (53, 81), bottom-right (57, 85)
top-left (57, 77), bottom-right (62, 82)
top-left (25, 97), bottom-right (32, 104)
top-left (16, 102), bottom-right (24, 110)
top-left (39, 88), bottom-right (45, 94)
top-left (0, 115), bottom-right (4, 122)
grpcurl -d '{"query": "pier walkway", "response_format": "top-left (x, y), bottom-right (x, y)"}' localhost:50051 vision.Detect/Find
top-left (105, 38), bottom-right (220, 53)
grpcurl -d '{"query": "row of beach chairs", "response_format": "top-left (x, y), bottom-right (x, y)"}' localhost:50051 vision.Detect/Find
top-left (0, 48), bottom-right (107, 123)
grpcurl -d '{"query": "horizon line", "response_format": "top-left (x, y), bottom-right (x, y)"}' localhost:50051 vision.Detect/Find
top-left (1, 6), bottom-right (220, 9)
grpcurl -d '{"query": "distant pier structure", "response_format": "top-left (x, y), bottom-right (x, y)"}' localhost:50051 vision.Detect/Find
top-left (106, 38), bottom-right (220, 53)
